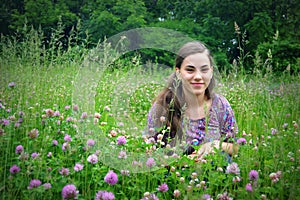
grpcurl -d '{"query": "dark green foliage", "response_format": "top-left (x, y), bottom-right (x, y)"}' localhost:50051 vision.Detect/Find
top-left (1, 0), bottom-right (299, 73)
top-left (257, 39), bottom-right (300, 74)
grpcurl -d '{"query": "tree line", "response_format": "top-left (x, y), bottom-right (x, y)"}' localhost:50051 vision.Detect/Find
top-left (1, 0), bottom-right (299, 72)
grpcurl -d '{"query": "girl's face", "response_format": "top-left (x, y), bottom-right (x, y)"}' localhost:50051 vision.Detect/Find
top-left (177, 52), bottom-right (213, 97)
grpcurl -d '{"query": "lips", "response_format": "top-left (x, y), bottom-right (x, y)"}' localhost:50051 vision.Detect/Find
top-left (191, 82), bottom-right (204, 87)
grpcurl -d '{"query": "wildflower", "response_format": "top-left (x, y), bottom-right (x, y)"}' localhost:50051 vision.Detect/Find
top-left (15, 145), bottom-right (24, 154)
top-left (19, 153), bottom-right (29, 161)
top-left (10, 165), bottom-right (20, 174)
top-left (261, 194), bottom-right (267, 199)
top-left (62, 142), bottom-right (70, 151)
top-left (271, 128), bottom-right (277, 135)
top-left (94, 113), bottom-right (101, 119)
top-left (2, 119), bottom-right (9, 126)
top-left (283, 123), bottom-right (288, 129)
top-left (59, 167), bottom-right (70, 176)
top-left (160, 116), bottom-right (166, 122)
top-left (104, 170), bottom-right (118, 185)
top-left (232, 176), bottom-right (241, 183)
top-left (293, 121), bottom-right (298, 129)
top-left (202, 194), bottom-right (211, 200)
top-left (118, 150), bottom-right (127, 159)
top-left (73, 104), bottom-right (79, 111)
top-left (47, 152), bottom-right (52, 157)
top-left (146, 137), bottom-right (155, 144)
top-left (117, 122), bottom-right (124, 127)
top-left (64, 134), bottom-right (72, 142)
top-left (87, 154), bottom-right (98, 164)
top-left (45, 109), bottom-right (54, 117)
top-left (146, 158), bottom-right (156, 168)
top-left (101, 122), bottom-right (107, 126)
top-left (157, 183), bottom-right (168, 192)
top-left (31, 152), bottom-right (39, 159)
top-left (28, 128), bottom-right (39, 139)
top-left (86, 139), bottom-right (95, 146)
top-left (43, 183), bottom-right (52, 189)
top-left (217, 167), bottom-right (224, 172)
top-left (14, 122), bottom-right (20, 127)
top-left (246, 183), bottom-right (253, 192)
top-left (52, 140), bottom-right (58, 146)
top-left (157, 134), bottom-right (163, 141)
top-left (269, 171), bottom-right (282, 183)
top-left (217, 192), bottom-right (232, 200)
top-left (81, 112), bottom-right (88, 119)
top-left (8, 82), bottom-right (16, 87)
top-left (249, 170), bottom-right (259, 181)
top-left (66, 117), bottom-right (73, 122)
top-left (120, 170), bottom-right (130, 176)
top-left (117, 136), bottom-right (126, 145)
top-left (225, 162), bottom-right (240, 175)
top-left (74, 163), bottom-right (84, 172)
top-left (174, 189), bottom-right (181, 198)
top-left (54, 111), bottom-right (60, 117)
top-left (61, 184), bottom-right (79, 199)
top-left (144, 192), bottom-right (150, 197)
top-left (191, 172), bottom-right (197, 179)
top-left (149, 127), bottom-right (155, 134)
top-left (110, 130), bottom-right (117, 137)
top-left (28, 179), bottom-right (42, 189)
top-left (237, 138), bottom-right (247, 144)
top-left (141, 193), bottom-right (159, 200)
top-left (104, 106), bottom-right (110, 112)
top-left (200, 181), bottom-right (206, 186)
top-left (95, 190), bottom-right (115, 200)
top-left (234, 22), bottom-right (241, 34)
top-left (64, 105), bottom-right (71, 110)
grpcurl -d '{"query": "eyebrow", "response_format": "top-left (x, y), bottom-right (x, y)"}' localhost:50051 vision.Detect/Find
top-left (185, 64), bottom-right (210, 68)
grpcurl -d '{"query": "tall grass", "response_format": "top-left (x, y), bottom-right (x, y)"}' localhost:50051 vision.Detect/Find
top-left (0, 26), bottom-right (299, 200)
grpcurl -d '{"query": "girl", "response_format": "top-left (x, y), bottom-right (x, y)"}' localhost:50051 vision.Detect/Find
top-left (147, 41), bottom-right (238, 160)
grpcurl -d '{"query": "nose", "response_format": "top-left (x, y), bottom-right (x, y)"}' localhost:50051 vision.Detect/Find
top-left (194, 69), bottom-right (202, 80)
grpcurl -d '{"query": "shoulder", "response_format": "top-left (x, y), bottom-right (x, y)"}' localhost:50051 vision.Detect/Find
top-left (213, 93), bottom-right (231, 107)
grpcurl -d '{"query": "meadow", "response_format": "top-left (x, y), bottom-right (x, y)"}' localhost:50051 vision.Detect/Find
top-left (0, 27), bottom-right (299, 200)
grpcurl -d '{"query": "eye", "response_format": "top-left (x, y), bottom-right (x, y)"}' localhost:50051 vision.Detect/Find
top-left (201, 68), bottom-right (209, 73)
top-left (185, 67), bottom-right (195, 72)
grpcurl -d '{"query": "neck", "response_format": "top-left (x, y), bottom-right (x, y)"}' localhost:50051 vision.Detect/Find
top-left (185, 92), bottom-right (206, 108)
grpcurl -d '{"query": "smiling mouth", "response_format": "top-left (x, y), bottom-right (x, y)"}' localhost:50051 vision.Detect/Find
top-left (191, 83), bottom-right (204, 87)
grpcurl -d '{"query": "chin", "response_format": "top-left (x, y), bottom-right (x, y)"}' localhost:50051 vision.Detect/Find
top-left (192, 90), bottom-right (205, 96)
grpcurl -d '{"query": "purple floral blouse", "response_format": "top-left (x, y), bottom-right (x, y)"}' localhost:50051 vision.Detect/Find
top-left (147, 94), bottom-right (238, 146)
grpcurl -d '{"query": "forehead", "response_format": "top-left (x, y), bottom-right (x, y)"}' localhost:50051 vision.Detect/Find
top-left (181, 53), bottom-right (211, 67)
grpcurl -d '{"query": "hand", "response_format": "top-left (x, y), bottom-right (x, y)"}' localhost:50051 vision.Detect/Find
top-left (196, 140), bottom-right (220, 160)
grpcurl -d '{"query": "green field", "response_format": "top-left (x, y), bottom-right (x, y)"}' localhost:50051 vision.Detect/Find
top-left (0, 29), bottom-right (299, 200)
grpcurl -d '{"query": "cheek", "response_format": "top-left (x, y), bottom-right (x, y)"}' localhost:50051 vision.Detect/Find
top-left (181, 73), bottom-right (193, 80)
top-left (204, 73), bottom-right (213, 81)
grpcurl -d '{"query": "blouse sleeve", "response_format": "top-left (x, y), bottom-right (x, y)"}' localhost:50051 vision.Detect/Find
top-left (147, 103), bottom-right (157, 131)
top-left (217, 95), bottom-right (238, 142)
top-left (147, 102), bottom-right (168, 136)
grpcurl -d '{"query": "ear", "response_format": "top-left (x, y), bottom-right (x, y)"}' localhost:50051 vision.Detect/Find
top-left (175, 67), bottom-right (180, 72)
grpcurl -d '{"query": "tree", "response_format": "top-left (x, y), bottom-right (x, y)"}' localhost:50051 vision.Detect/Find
top-left (10, 0), bottom-right (77, 37)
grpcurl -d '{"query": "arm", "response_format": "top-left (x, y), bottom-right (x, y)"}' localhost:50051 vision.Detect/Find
top-left (222, 142), bottom-right (238, 156)
top-left (194, 96), bottom-right (239, 159)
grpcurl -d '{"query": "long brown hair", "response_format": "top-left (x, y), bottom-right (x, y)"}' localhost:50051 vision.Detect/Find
top-left (151, 41), bottom-right (216, 149)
